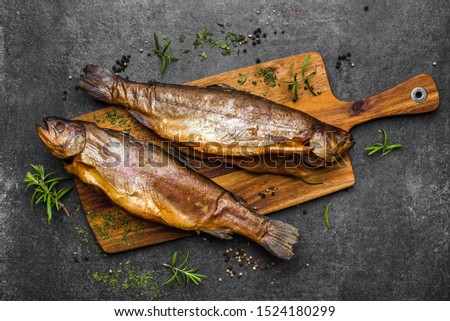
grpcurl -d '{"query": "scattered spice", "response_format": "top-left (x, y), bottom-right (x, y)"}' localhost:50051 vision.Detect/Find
top-left (432, 61), bottom-right (437, 66)
top-left (112, 53), bottom-right (131, 74)
top-left (335, 52), bottom-right (354, 69)
top-left (258, 186), bottom-right (279, 198)
top-left (92, 261), bottom-right (164, 300)
top-left (364, 5), bottom-right (369, 11)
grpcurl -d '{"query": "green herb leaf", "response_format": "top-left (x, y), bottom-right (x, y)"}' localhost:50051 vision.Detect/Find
top-left (324, 204), bottom-right (331, 229)
top-left (171, 251), bottom-right (178, 266)
top-left (305, 78), bottom-right (318, 96)
top-left (153, 32), bottom-right (160, 51)
top-left (382, 128), bottom-right (388, 146)
top-left (365, 129), bottom-right (403, 157)
top-left (302, 55), bottom-right (311, 78)
top-left (238, 74), bottom-right (247, 85)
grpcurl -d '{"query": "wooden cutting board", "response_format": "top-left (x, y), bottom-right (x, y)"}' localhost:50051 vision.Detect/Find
top-left (73, 52), bottom-right (439, 253)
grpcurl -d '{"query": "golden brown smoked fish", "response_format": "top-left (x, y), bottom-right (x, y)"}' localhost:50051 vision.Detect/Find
top-left (78, 65), bottom-right (354, 164)
top-left (36, 117), bottom-right (300, 259)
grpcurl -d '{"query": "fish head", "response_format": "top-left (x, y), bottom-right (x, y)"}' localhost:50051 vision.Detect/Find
top-left (36, 117), bottom-right (86, 159)
top-left (309, 127), bottom-right (355, 163)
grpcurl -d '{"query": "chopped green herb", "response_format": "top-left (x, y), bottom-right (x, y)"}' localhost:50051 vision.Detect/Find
top-left (257, 67), bottom-right (277, 87)
top-left (179, 34), bottom-right (185, 43)
top-left (199, 51), bottom-right (207, 61)
top-left (92, 262), bottom-right (164, 300)
top-left (364, 129), bottom-right (403, 157)
top-left (237, 74), bottom-right (247, 85)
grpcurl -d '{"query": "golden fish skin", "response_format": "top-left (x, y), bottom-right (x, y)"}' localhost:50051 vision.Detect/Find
top-left (36, 117), bottom-right (300, 259)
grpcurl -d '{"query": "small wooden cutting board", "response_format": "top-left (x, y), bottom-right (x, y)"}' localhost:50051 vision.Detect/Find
top-left (73, 52), bottom-right (439, 253)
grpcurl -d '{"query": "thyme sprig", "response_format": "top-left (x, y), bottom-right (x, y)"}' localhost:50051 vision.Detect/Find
top-left (24, 164), bottom-right (72, 223)
top-left (163, 250), bottom-right (206, 287)
top-left (364, 129), bottom-right (403, 157)
top-left (153, 32), bottom-right (178, 76)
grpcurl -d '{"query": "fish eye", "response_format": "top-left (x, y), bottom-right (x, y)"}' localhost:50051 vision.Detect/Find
top-left (55, 121), bottom-right (66, 133)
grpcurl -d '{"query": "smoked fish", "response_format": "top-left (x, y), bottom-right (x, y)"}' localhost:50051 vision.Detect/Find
top-left (36, 117), bottom-right (300, 259)
top-left (78, 65), bottom-right (354, 164)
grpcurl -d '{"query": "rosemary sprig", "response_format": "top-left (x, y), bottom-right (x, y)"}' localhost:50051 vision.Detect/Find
top-left (364, 129), bottom-right (403, 157)
top-left (324, 204), bottom-right (331, 229)
top-left (284, 57), bottom-right (318, 101)
top-left (152, 32), bottom-right (178, 76)
top-left (302, 55), bottom-right (318, 96)
top-left (163, 250), bottom-right (206, 287)
top-left (284, 63), bottom-right (300, 102)
top-left (24, 164), bottom-right (72, 223)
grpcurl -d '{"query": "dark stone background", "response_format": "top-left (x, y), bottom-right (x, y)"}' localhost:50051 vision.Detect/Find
top-left (1, 0), bottom-right (448, 300)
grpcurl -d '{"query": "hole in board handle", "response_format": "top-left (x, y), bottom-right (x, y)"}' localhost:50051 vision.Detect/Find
top-left (411, 87), bottom-right (427, 103)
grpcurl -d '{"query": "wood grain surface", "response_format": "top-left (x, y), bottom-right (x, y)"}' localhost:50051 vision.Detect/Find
top-left (73, 52), bottom-right (439, 253)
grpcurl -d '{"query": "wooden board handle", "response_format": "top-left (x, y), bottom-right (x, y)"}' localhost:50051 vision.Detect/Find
top-left (339, 74), bottom-right (439, 131)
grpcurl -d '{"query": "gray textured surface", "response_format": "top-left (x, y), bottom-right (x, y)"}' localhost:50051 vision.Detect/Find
top-left (1, 0), bottom-right (449, 300)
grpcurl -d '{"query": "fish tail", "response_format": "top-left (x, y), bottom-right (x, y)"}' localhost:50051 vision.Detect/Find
top-left (259, 219), bottom-right (300, 260)
top-left (78, 65), bottom-right (120, 104)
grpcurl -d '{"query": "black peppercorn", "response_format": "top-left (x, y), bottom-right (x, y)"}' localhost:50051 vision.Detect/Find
top-left (256, 27), bottom-right (261, 33)
top-left (262, 33), bottom-right (267, 38)
top-left (364, 5), bottom-right (369, 11)
top-left (252, 41), bottom-right (256, 46)
top-left (255, 58), bottom-right (261, 63)
top-left (243, 48), bottom-right (247, 53)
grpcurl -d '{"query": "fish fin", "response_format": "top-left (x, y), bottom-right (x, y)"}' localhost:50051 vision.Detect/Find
top-left (78, 65), bottom-right (118, 104)
top-left (259, 219), bottom-right (300, 260)
top-left (204, 229), bottom-right (234, 240)
top-left (206, 83), bottom-right (236, 91)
